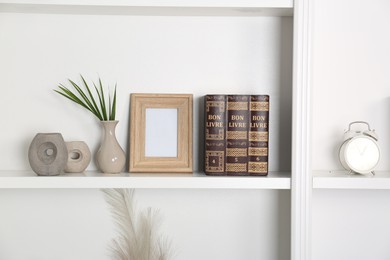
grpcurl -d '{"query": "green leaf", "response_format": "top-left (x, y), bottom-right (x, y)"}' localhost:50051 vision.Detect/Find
top-left (68, 79), bottom-right (101, 120)
top-left (109, 87), bottom-right (112, 120)
top-left (99, 77), bottom-right (108, 121)
top-left (93, 81), bottom-right (107, 121)
top-left (79, 76), bottom-right (103, 120)
top-left (111, 84), bottom-right (117, 121)
top-left (55, 86), bottom-right (91, 112)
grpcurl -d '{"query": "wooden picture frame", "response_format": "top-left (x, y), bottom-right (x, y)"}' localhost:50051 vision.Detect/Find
top-left (129, 93), bottom-right (193, 173)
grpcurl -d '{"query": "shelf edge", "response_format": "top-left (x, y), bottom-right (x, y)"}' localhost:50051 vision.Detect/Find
top-left (0, 0), bottom-right (294, 8)
top-left (0, 171), bottom-right (291, 189)
top-left (0, 3), bottom-right (294, 16)
top-left (313, 171), bottom-right (390, 190)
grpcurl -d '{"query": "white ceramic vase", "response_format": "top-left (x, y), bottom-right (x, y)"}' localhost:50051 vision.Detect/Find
top-left (96, 121), bottom-right (126, 174)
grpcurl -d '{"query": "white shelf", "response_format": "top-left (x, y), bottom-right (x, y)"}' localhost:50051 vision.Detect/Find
top-left (0, 171), bottom-right (291, 189)
top-left (0, 0), bottom-right (293, 8)
top-left (313, 170), bottom-right (390, 190)
top-left (0, 0), bottom-right (293, 16)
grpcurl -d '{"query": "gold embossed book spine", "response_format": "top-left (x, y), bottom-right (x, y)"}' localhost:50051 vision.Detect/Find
top-left (226, 95), bottom-right (249, 176)
top-left (249, 95), bottom-right (269, 176)
top-left (204, 95), bottom-right (227, 175)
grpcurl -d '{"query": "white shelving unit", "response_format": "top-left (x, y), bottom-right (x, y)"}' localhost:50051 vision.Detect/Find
top-left (0, 1), bottom-right (311, 259)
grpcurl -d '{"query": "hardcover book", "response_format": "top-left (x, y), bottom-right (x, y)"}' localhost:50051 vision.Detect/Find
top-left (248, 95), bottom-right (269, 176)
top-left (204, 95), bottom-right (227, 175)
top-left (226, 95), bottom-right (249, 176)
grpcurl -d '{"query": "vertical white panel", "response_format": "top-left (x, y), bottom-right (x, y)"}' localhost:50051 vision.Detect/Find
top-left (291, 0), bottom-right (312, 259)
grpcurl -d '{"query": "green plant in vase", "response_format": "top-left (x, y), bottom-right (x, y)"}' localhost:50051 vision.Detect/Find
top-left (54, 75), bottom-right (117, 121)
top-left (54, 75), bottom-right (126, 174)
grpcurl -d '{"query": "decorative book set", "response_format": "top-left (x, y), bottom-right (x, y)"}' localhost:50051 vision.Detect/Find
top-left (204, 95), bottom-right (269, 176)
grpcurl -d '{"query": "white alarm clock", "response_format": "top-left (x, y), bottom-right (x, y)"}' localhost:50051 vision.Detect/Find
top-left (339, 121), bottom-right (380, 174)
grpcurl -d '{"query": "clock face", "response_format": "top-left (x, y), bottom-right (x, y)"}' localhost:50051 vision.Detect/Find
top-left (345, 136), bottom-right (380, 173)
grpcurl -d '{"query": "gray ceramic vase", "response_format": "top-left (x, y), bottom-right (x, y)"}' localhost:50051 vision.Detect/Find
top-left (96, 121), bottom-right (126, 173)
top-left (28, 133), bottom-right (68, 176)
top-left (65, 141), bottom-right (91, 173)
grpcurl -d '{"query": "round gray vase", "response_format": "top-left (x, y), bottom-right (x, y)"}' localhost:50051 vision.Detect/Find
top-left (65, 141), bottom-right (91, 173)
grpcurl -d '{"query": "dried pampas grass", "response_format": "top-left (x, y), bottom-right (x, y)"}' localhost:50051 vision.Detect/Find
top-left (102, 189), bottom-right (174, 260)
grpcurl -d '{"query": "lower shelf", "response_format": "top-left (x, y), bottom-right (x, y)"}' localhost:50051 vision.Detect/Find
top-left (313, 170), bottom-right (390, 190)
top-left (0, 171), bottom-right (291, 189)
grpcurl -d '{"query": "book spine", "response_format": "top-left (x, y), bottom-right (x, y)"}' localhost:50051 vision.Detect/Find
top-left (248, 95), bottom-right (269, 176)
top-left (226, 95), bottom-right (249, 176)
top-left (204, 95), bottom-right (227, 175)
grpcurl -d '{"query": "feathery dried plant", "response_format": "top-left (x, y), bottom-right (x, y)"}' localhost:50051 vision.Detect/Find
top-left (102, 189), bottom-right (174, 260)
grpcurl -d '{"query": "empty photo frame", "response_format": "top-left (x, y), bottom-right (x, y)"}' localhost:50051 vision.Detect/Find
top-left (129, 94), bottom-right (193, 173)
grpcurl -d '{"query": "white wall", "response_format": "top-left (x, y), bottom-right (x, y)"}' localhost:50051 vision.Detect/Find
top-left (0, 7), bottom-right (293, 260)
top-left (311, 0), bottom-right (390, 259)
top-left (0, 189), bottom-right (291, 260)
top-left (0, 12), bottom-right (293, 172)
top-left (313, 190), bottom-right (390, 260)
top-left (311, 0), bottom-right (390, 171)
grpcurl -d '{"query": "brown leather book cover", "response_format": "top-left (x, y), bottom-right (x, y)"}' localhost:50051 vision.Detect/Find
top-left (226, 95), bottom-right (250, 176)
top-left (204, 95), bottom-right (227, 175)
top-left (249, 95), bottom-right (269, 176)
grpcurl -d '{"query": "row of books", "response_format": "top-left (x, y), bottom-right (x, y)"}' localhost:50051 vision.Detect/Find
top-left (204, 95), bottom-right (269, 176)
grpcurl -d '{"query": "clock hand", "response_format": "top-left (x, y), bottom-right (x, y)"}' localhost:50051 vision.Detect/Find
top-left (361, 145), bottom-right (368, 155)
top-left (355, 145), bottom-right (363, 155)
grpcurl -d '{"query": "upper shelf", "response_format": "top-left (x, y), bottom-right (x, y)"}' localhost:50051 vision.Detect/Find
top-left (313, 170), bottom-right (390, 190)
top-left (0, 171), bottom-right (291, 189)
top-left (0, 0), bottom-right (294, 16)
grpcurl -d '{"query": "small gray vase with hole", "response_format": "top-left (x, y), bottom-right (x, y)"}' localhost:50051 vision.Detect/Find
top-left (65, 141), bottom-right (91, 173)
